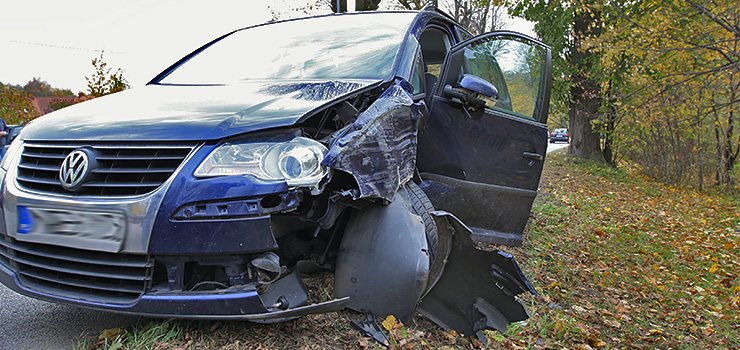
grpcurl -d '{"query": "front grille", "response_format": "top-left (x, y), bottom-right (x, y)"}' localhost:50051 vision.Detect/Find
top-left (0, 237), bottom-right (153, 304)
top-left (16, 142), bottom-right (195, 196)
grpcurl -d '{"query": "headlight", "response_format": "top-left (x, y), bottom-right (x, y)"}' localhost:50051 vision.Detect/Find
top-left (194, 136), bottom-right (329, 188)
top-left (1, 139), bottom-right (23, 171)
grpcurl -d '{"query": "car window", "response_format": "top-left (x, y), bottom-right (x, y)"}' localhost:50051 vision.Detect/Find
top-left (419, 28), bottom-right (451, 78)
top-left (415, 27), bottom-right (452, 97)
top-left (460, 35), bottom-right (548, 121)
top-left (410, 54), bottom-right (425, 95)
top-left (456, 27), bottom-right (474, 42)
top-left (159, 13), bottom-right (416, 84)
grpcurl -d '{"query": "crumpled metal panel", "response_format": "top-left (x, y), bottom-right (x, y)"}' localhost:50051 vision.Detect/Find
top-left (419, 211), bottom-right (537, 337)
top-left (323, 80), bottom-right (422, 201)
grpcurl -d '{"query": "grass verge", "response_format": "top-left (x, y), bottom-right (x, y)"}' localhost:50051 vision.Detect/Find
top-left (502, 152), bottom-right (740, 349)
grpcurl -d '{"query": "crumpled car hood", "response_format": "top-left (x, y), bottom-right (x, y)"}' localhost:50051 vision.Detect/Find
top-left (20, 80), bottom-right (377, 141)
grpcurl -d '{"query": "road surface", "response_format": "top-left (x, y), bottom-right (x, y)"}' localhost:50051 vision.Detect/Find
top-left (0, 285), bottom-right (145, 349)
top-left (547, 141), bottom-right (569, 153)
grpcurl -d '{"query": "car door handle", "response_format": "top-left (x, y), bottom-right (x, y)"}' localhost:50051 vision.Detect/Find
top-left (522, 152), bottom-right (543, 161)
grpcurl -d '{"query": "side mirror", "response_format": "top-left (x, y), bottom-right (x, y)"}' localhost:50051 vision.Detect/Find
top-left (443, 74), bottom-right (498, 110)
top-left (459, 74), bottom-right (498, 100)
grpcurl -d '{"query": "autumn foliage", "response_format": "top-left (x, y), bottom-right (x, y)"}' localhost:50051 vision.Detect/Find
top-left (0, 83), bottom-right (39, 124)
top-left (592, 0), bottom-right (740, 190)
top-left (86, 52), bottom-right (129, 98)
top-left (510, 0), bottom-right (739, 190)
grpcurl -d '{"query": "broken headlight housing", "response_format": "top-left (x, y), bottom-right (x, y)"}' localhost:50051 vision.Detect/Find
top-left (194, 136), bottom-right (329, 188)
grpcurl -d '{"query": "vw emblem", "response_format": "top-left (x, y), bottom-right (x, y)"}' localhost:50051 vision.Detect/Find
top-left (59, 149), bottom-right (94, 191)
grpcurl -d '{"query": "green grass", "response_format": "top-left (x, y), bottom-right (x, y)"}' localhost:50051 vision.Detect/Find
top-left (82, 152), bottom-right (740, 349)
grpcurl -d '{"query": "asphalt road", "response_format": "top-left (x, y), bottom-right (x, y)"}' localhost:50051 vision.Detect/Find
top-left (0, 141), bottom-right (570, 350)
top-left (0, 286), bottom-right (145, 349)
top-left (547, 140), bottom-right (569, 154)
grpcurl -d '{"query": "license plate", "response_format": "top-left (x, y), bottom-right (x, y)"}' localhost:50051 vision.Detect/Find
top-left (15, 206), bottom-right (126, 253)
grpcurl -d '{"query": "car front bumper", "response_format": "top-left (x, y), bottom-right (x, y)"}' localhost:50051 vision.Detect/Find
top-left (0, 260), bottom-right (347, 320)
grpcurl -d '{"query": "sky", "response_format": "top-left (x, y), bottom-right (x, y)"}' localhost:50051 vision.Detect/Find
top-left (0, 0), bottom-right (534, 94)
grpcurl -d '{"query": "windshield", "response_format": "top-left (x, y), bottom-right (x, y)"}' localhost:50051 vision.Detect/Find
top-left (158, 13), bottom-right (416, 85)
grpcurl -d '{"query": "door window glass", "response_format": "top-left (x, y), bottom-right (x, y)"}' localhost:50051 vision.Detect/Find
top-left (461, 36), bottom-right (547, 120)
top-left (410, 54), bottom-right (425, 95)
top-left (419, 28), bottom-right (451, 79)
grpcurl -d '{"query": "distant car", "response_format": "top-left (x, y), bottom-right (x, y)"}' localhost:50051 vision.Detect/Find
top-left (0, 124), bottom-right (24, 158)
top-left (550, 128), bottom-right (569, 143)
top-left (6, 124), bottom-right (23, 143)
top-left (0, 8), bottom-right (552, 337)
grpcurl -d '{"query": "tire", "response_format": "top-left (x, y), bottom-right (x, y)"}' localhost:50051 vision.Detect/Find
top-left (404, 182), bottom-right (439, 264)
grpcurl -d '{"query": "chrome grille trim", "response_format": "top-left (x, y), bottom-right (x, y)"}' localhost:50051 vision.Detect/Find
top-left (0, 237), bottom-right (153, 304)
top-left (17, 142), bottom-right (195, 197)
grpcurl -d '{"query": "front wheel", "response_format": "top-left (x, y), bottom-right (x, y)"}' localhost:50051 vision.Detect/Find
top-left (404, 182), bottom-right (438, 264)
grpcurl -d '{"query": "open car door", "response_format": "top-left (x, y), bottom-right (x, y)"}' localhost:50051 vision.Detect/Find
top-left (417, 32), bottom-right (552, 246)
top-left (415, 31), bottom-right (551, 339)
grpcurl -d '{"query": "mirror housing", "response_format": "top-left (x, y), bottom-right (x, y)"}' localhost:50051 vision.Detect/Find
top-left (443, 74), bottom-right (498, 111)
top-left (459, 74), bottom-right (498, 100)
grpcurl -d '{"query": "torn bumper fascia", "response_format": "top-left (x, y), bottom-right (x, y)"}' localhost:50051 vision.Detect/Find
top-left (419, 211), bottom-right (537, 336)
top-left (322, 79), bottom-right (422, 202)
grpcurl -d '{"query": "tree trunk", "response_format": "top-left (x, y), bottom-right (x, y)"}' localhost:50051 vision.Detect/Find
top-left (331, 0), bottom-right (381, 12)
top-left (567, 1), bottom-right (605, 163)
top-left (568, 91), bottom-right (605, 162)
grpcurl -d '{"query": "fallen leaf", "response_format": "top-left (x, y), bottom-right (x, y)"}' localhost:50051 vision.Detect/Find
top-left (588, 336), bottom-right (607, 348)
top-left (573, 305), bottom-right (587, 313)
top-left (382, 315), bottom-right (397, 331)
top-left (98, 328), bottom-right (126, 342)
top-left (442, 330), bottom-right (458, 340)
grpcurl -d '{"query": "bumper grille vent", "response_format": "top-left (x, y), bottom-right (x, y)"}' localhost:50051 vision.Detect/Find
top-left (16, 142), bottom-right (195, 196)
top-left (0, 237), bottom-right (153, 304)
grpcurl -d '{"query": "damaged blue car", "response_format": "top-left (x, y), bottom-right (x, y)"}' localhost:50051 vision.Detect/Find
top-left (0, 7), bottom-right (551, 338)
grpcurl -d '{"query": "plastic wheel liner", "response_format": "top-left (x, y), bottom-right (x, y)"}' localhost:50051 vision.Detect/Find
top-left (420, 211), bottom-right (537, 338)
